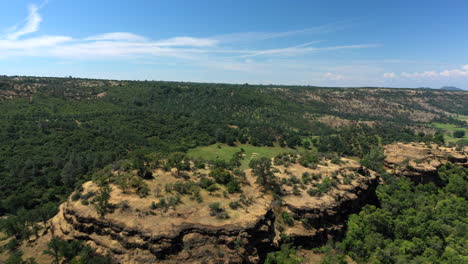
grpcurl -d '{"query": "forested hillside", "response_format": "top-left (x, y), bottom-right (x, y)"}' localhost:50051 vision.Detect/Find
top-left (0, 76), bottom-right (467, 264)
top-left (0, 76), bottom-right (466, 218)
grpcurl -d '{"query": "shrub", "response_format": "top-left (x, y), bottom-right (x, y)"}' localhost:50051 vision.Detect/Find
top-left (343, 177), bottom-right (352, 185)
top-left (193, 190), bottom-right (203, 203)
top-left (210, 168), bottom-right (233, 184)
top-left (302, 172), bottom-right (310, 184)
top-left (71, 192), bottom-right (81, 201)
top-left (209, 202), bottom-right (229, 219)
top-left (173, 180), bottom-right (197, 195)
top-left (360, 146), bottom-right (386, 173)
top-left (136, 182), bottom-right (150, 198)
top-left (206, 184), bottom-right (220, 193)
top-left (199, 177), bottom-right (215, 189)
top-left (239, 194), bottom-right (254, 207)
top-left (292, 185), bottom-right (301, 196)
top-left (307, 188), bottom-right (319, 197)
top-left (227, 179), bottom-right (242, 193)
top-left (229, 201), bottom-right (240, 209)
top-left (80, 191), bottom-right (96, 200)
top-left (282, 211), bottom-right (295, 226)
top-left (453, 130), bottom-right (465, 138)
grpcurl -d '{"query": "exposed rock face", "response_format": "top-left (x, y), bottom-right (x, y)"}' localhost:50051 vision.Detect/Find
top-left (277, 160), bottom-right (378, 248)
top-left (384, 143), bottom-right (467, 184)
top-left (31, 176), bottom-right (273, 264)
top-left (23, 158), bottom-right (379, 264)
top-left (46, 203), bottom-right (275, 264)
top-left (23, 145), bottom-right (465, 264)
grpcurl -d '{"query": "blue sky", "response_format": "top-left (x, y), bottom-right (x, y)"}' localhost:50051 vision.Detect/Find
top-left (1, 0), bottom-right (467, 88)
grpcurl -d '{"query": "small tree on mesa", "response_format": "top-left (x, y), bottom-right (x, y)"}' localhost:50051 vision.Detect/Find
top-left (93, 185), bottom-right (113, 218)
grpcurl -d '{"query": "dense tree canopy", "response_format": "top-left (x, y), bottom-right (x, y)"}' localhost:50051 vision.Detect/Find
top-left (341, 164), bottom-right (468, 263)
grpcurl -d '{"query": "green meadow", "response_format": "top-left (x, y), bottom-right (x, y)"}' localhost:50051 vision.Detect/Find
top-left (433, 118), bottom-right (468, 143)
top-left (187, 143), bottom-right (299, 169)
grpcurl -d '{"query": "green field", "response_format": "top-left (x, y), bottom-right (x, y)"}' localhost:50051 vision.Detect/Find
top-left (433, 121), bottom-right (468, 143)
top-left (187, 144), bottom-right (299, 169)
top-left (456, 114), bottom-right (468, 122)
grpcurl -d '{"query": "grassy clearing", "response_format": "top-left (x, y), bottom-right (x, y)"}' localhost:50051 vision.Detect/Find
top-left (187, 143), bottom-right (299, 169)
top-left (432, 122), bottom-right (468, 143)
top-left (456, 115), bottom-right (468, 122)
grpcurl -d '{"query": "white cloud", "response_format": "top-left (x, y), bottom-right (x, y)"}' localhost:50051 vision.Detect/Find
top-left (397, 66), bottom-right (468, 78)
top-left (85, 32), bottom-right (147, 42)
top-left (401, 71), bottom-right (438, 78)
top-left (0, 2), bottom-right (380, 85)
top-left (154, 37), bottom-right (218, 47)
top-left (0, 36), bottom-right (72, 50)
top-left (7, 4), bottom-right (42, 40)
top-left (214, 22), bottom-right (349, 43)
top-left (324, 72), bottom-right (344, 80)
top-left (383, 72), bottom-right (396, 78)
top-left (242, 42), bottom-right (378, 58)
top-left (440, 69), bottom-right (468, 77)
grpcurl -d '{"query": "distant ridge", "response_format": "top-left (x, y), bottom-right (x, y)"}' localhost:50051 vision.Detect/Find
top-left (440, 86), bottom-right (464, 91)
top-left (416, 86), bottom-right (465, 91)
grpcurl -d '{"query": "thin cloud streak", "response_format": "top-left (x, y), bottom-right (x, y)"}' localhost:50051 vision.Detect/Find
top-left (384, 65), bottom-right (468, 79)
top-left (0, 4), bottom-right (377, 61)
top-left (214, 21), bottom-right (351, 43)
top-left (7, 4), bottom-right (42, 40)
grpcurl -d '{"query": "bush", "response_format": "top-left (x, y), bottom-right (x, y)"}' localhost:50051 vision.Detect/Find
top-left (302, 172), bottom-right (310, 184)
top-left (229, 201), bottom-right (240, 209)
top-left (307, 187), bottom-right (319, 197)
top-left (210, 168), bottom-right (233, 184)
top-left (173, 180), bottom-right (197, 195)
top-left (209, 202), bottom-right (229, 219)
top-left (265, 244), bottom-right (302, 264)
top-left (71, 192), bottom-right (81, 201)
top-left (226, 180), bottom-right (242, 193)
top-left (282, 211), bottom-right (295, 227)
top-left (453, 130), bottom-right (465, 138)
top-left (199, 177), bottom-right (215, 189)
top-left (292, 185), bottom-right (301, 196)
top-left (360, 146), bottom-right (386, 173)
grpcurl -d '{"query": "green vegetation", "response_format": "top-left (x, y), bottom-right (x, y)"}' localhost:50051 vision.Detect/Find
top-left (0, 76), bottom-right (466, 262)
top-left (0, 77), bottom-right (453, 222)
top-left (208, 202), bottom-right (229, 219)
top-left (92, 185), bottom-right (114, 218)
top-left (265, 164), bottom-right (468, 264)
top-left (188, 143), bottom-right (295, 169)
top-left (42, 237), bottom-right (111, 264)
top-left (338, 164), bottom-right (468, 263)
top-left (264, 244), bottom-right (303, 264)
top-left (360, 145), bottom-right (386, 173)
top-left (433, 122), bottom-right (468, 143)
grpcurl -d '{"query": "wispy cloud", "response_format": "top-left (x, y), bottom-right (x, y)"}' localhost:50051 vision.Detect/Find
top-left (383, 72), bottom-right (396, 78)
top-left (7, 4), bottom-right (42, 40)
top-left (242, 42), bottom-right (379, 58)
top-left (324, 72), bottom-right (344, 80)
top-left (214, 22), bottom-right (350, 43)
top-left (1, 5), bottom-right (377, 61)
top-left (85, 32), bottom-right (148, 42)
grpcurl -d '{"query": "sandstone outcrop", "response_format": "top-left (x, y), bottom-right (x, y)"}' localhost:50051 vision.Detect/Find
top-left (21, 158), bottom-right (379, 264)
top-left (20, 144), bottom-right (467, 263)
top-left (384, 143), bottom-right (467, 184)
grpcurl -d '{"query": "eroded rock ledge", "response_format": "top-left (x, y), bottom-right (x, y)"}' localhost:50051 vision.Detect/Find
top-left (384, 143), bottom-right (467, 184)
top-left (23, 158), bottom-right (379, 263)
top-left (24, 145), bottom-right (467, 263)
